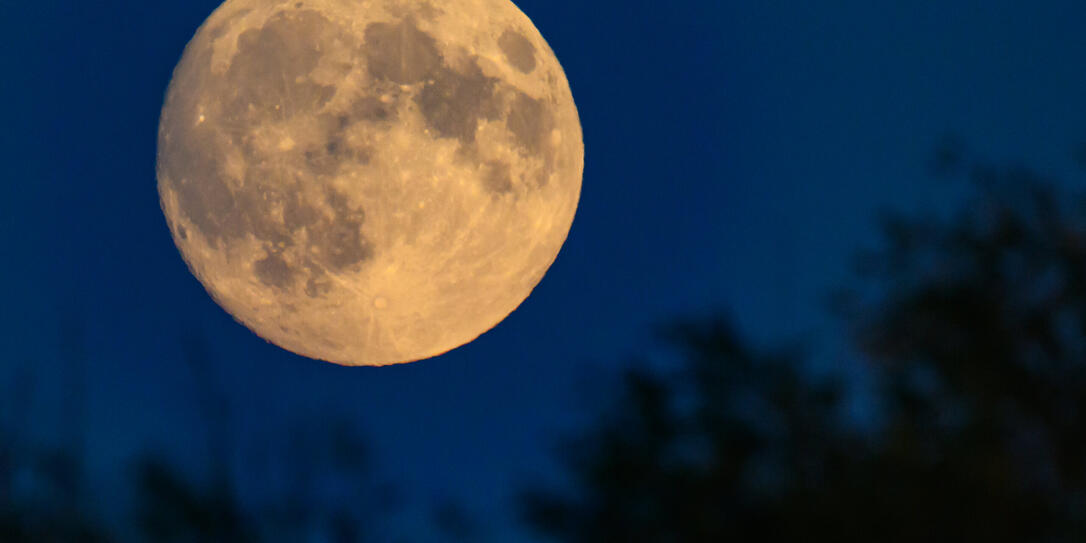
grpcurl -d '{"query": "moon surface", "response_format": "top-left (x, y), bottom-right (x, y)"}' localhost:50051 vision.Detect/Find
top-left (157, 0), bottom-right (583, 365)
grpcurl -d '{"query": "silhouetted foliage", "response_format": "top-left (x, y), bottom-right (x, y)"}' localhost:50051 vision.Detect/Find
top-left (521, 320), bottom-right (851, 542)
top-left (0, 444), bottom-right (109, 543)
top-left (432, 501), bottom-right (479, 542)
top-left (0, 315), bottom-right (109, 542)
top-left (0, 324), bottom-right (409, 542)
top-left (522, 156), bottom-right (1086, 541)
top-left (840, 161), bottom-right (1086, 540)
top-left (132, 418), bottom-right (388, 543)
top-left (136, 458), bottom-right (254, 543)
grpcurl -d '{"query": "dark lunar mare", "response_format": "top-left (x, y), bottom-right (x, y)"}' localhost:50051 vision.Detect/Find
top-left (497, 28), bottom-right (536, 73)
top-left (361, 18), bottom-right (556, 181)
top-left (162, 9), bottom-right (377, 293)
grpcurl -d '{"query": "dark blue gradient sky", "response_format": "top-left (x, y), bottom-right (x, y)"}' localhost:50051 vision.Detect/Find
top-left (4, 0), bottom-right (1086, 539)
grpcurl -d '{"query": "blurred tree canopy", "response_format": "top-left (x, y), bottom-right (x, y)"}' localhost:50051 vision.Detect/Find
top-left (521, 156), bottom-right (1086, 542)
top-left (0, 333), bottom-right (401, 542)
top-left (7, 147), bottom-right (1086, 542)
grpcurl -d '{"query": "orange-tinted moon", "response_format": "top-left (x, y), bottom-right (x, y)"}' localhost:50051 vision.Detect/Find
top-left (157, 0), bottom-right (583, 365)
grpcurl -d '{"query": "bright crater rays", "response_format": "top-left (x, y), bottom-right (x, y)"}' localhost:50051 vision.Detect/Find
top-left (157, 0), bottom-right (583, 366)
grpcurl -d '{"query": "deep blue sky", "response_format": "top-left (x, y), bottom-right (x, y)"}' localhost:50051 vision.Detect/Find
top-left (5, 0), bottom-right (1086, 540)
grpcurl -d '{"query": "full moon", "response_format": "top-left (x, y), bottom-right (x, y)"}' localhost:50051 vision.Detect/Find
top-left (157, 0), bottom-right (583, 365)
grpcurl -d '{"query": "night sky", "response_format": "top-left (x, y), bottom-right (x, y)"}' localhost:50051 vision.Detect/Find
top-left (5, 0), bottom-right (1086, 540)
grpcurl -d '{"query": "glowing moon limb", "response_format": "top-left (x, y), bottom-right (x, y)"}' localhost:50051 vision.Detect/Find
top-left (157, 0), bottom-right (583, 365)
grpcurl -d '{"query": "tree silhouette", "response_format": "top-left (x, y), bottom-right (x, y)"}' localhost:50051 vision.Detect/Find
top-left (521, 319), bottom-right (851, 542)
top-left (133, 331), bottom-right (400, 542)
top-left (133, 418), bottom-right (389, 543)
top-left (521, 154), bottom-right (1086, 542)
top-left (0, 324), bottom-right (405, 542)
top-left (838, 160), bottom-right (1086, 540)
top-left (135, 457), bottom-right (254, 543)
top-left (0, 312), bottom-right (109, 542)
